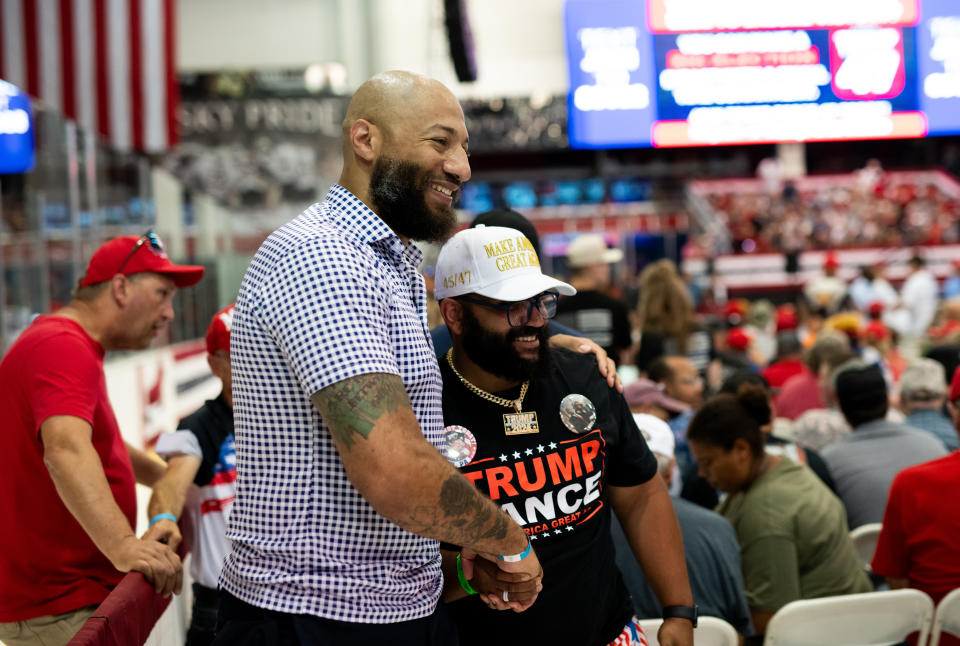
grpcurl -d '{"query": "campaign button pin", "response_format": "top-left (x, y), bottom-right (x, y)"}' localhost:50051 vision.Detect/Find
top-left (444, 425), bottom-right (478, 467)
top-left (559, 394), bottom-right (596, 434)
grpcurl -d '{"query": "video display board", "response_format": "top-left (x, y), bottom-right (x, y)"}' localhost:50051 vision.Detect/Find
top-left (0, 79), bottom-right (34, 174)
top-left (565, 0), bottom-right (960, 147)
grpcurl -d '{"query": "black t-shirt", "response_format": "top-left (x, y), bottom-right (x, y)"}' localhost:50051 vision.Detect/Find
top-left (440, 349), bottom-right (657, 646)
top-left (179, 394), bottom-right (234, 486)
top-left (555, 290), bottom-right (632, 362)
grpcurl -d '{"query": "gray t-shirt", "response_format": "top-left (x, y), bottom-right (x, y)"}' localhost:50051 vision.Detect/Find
top-left (612, 497), bottom-right (754, 636)
top-left (822, 419), bottom-right (949, 528)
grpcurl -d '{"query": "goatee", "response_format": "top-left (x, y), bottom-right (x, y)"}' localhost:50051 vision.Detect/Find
top-left (369, 156), bottom-right (459, 243)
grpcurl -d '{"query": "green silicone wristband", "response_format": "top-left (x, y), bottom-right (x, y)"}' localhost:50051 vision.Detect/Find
top-left (456, 553), bottom-right (478, 595)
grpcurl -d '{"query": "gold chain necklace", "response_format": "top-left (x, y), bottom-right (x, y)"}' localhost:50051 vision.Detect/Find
top-left (445, 349), bottom-right (540, 435)
top-left (446, 349), bottom-right (528, 412)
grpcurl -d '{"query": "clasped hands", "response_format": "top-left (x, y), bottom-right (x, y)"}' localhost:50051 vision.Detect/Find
top-left (459, 547), bottom-right (544, 612)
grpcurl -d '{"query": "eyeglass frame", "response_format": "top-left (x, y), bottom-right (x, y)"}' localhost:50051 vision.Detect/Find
top-left (116, 231), bottom-right (164, 276)
top-left (456, 291), bottom-right (558, 328)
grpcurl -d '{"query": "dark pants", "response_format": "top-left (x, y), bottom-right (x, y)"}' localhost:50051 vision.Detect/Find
top-left (212, 590), bottom-right (458, 646)
top-left (186, 583), bottom-right (220, 646)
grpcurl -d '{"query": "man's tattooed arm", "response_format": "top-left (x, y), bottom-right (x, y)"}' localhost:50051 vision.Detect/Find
top-left (311, 373), bottom-right (525, 555)
top-left (313, 373), bottom-right (409, 450)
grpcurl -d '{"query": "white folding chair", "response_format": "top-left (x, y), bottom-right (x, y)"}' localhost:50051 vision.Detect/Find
top-left (930, 587), bottom-right (960, 646)
top-left (850, 522), bottom-right (883, 572)
top-left (763, 589), bottom-right (935, 646)
top-left (636, 616), bottom-right (738, 646)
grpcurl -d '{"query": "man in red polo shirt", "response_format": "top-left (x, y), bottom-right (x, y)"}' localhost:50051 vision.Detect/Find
top-left (872, 366), bottom-right (960, 615)
top-left (0, 233), bottom-right (204, 646)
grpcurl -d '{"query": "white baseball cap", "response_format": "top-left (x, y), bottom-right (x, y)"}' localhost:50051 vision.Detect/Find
top-left (434, 225), bottom-right (576, 301)
top-left (566, 233), bottom-right (623, 268)
top-left (633, 413), bottom-right (675, 459)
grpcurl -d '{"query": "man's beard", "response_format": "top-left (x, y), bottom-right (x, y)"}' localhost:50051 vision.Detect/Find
top-left (460, 305), bottom-right (552, 383)
top-left (369, 156), bottom-right (458, 243)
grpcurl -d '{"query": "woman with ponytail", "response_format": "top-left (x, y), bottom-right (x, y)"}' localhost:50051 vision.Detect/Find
top-left (686, 385), bottom-right (872, 639)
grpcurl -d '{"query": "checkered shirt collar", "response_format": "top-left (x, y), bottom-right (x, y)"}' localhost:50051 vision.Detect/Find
top-left (324, 184), bottom-right (424, 269)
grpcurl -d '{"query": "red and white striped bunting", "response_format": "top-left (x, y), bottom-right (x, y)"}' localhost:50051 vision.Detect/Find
top-left (0, 0), bottom-right (179, 153)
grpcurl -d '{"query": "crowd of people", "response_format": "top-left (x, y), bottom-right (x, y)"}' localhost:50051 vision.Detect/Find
top-left (611, 241), bottom-right (960, 642)
top-left (696, 161), bottom-right (960, 255)
top-left (1, 70), bottom-right (959, 646)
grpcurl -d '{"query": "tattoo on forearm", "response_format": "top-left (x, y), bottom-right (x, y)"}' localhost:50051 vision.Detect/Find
top-left (312, 374), bottom-right (409, 450)
top-left (315, 375), bottom-right (513, 548)
top-left (438, 474), bottom-right (510, 542)
top-left (402, 475), bottom-right (510, 546)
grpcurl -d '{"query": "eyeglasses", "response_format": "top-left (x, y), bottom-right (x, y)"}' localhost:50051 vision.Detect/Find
top-left (117, 231), bottom-right (164, 275)
top-left (458, 292), bottom-right (558, 328)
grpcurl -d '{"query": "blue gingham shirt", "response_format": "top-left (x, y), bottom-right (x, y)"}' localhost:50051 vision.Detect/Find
top-left (219, 185), bottom-right (446, 623)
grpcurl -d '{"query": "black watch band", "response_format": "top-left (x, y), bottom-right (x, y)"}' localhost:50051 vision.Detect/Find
top-left (662, 604), bottom-right (698, 628)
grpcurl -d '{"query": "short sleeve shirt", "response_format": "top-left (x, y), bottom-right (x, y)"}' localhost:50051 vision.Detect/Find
top-left (441, 349), bottom-right (656, 645)
top-left (218, 185), bottom-right (446, 623)
top-left (0, 316), bottom-right (135, 621)
top-left (871, 452), bottom-right (960, 604)
top-left (717, 457), bottom-right (871, 613)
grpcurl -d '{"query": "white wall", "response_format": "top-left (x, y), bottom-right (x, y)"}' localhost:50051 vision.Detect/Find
top-left (178, 0), bottom-right (570, 98)
top-left (178, 0), bottom-right (342, 72)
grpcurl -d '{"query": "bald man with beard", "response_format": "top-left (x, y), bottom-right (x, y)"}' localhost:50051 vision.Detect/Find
top-left (214, 72), bottom-right (543, 645)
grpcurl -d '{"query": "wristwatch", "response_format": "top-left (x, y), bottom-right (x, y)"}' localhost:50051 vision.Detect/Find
top-left (662, 604), bottom-right (698, 627)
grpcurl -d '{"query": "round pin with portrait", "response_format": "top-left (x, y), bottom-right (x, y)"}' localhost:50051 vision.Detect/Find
top-left (559, 394), bottom-right (596, 434)
top-left (443, 425), bottom-right (478, 467)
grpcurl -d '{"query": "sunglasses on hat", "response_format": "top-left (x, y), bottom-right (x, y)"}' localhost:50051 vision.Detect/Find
top-left (116, 231), bottom-right (165, 275)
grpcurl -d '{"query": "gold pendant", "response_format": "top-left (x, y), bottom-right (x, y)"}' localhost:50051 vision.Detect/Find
top-left (503, 411), bottom-right (539, 435)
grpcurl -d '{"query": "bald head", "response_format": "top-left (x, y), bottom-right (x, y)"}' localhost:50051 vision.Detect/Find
top-left (338, 71), bottom-right (471, 243)
top-left (343, 71), bottom-right (460, 146)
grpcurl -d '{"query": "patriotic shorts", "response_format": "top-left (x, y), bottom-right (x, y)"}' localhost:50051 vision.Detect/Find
top-left (607, 616), bottom-right (648, 646)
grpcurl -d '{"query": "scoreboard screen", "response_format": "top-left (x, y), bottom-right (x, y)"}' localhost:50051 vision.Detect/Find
top-left (565, 0), bottom-right (960, 147)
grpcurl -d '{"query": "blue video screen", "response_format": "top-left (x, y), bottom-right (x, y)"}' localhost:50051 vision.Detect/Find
top-left (566, 0), bottom-right (960, 148)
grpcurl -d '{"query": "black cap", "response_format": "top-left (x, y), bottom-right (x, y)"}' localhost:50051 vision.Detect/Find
top-left (471, 209), bottom-right (541, 258)
top-left (835, 362), bottom-right (888, 425)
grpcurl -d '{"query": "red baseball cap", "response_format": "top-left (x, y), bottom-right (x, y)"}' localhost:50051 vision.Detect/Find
top-left (950, 365), bottom-right (960, 403)
top-left (726, 327), bottom-right (752, 351)
top-left (78, 234), bottom-right (205, 288)
top-left (775, 306), bottom-right (798, 332)
top-left (861, 320), bottom-right (890, 342)
top-left (823, 252), bottom-right (840, 270)
top-left (206, 303), bottom-right (235, 355)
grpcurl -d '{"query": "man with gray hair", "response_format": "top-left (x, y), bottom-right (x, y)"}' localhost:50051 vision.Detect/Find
top-left (900, 359), bottom-right (958, 451)
top-left (822, 360), bottom-right (948, 528)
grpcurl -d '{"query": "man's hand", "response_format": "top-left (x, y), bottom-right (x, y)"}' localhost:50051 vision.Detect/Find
top-left (41, 416), bottom-right (184, 599)
top-left (548, 335), bottom-right (623, 392)
top-left (142, 517), bottom-right (183, 551)
top-left (460, 550), bottom-right (542, 612)
top-left (145, 453), bottom-right (201, 553)
top-left (657, 617), bottom-right (694, 646)
top-left (106, 534), bottom-right (183, 597)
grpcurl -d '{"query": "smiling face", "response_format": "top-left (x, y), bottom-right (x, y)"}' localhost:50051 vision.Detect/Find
top-left (459, 295), bottom-right (551, 383)
top-left (369, 83), bottom-right (471, 243)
